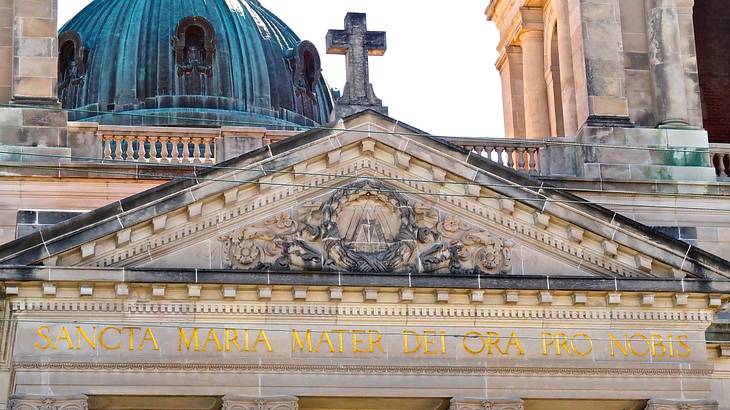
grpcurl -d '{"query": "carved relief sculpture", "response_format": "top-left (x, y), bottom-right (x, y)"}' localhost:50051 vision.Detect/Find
top-left (58, 31), bottom-right (87, 98)
top-left (221, 180), bottom-right (513, 274)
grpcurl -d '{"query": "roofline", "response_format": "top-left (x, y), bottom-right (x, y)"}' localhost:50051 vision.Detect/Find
top-left (0, 109), bottom-right (728, 278)
top-left (0, 266), bottom-right (729, 294)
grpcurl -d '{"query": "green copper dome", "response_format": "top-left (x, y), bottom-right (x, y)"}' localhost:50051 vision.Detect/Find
top-left (58, 0), bottom-right (334, 128)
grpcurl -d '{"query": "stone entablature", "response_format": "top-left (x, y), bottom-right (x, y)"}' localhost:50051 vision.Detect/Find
top-left (8, 395), bottom-right (88, 410)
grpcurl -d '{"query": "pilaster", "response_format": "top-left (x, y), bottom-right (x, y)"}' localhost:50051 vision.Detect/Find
top-left (554, 0), bottom-right (578, 136)
top-left (645, 399), bottom-right (719, 410)
top-left (449, 398), bottom-right (524, 410)
top-left (517, 8), bottom-right (550, 139)
top-left (570, 0), bottom-right (632, 127)
top-left (221, 396), bottom-right (298, 410)
top-left (496, 45), bottom-right (526, 139)
top-left (8, 394), bottom-right (88, 410)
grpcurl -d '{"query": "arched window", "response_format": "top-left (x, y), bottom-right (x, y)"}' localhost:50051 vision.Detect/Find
top-left (546, 24), bottom-right (565, 137)
top-left (58, 31), bottom-right (86, 91)
top-left (289, 40), bottom-right (322, 97)
top-left (173, 16), bottom-right (217, 77)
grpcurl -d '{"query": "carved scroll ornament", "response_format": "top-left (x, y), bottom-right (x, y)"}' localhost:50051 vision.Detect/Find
top-left (220, 180), bottom-right (513, 274)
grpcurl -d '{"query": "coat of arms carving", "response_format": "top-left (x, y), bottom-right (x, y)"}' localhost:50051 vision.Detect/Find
top-left (220, 180), bottom-right (513, 274)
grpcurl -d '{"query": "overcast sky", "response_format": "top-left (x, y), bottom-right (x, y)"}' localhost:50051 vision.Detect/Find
top-left (58, 0), bottom-right (504, 138)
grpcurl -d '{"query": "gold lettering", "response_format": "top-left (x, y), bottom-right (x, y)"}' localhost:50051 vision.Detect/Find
top-left (316, 331), bottom-right (335, 353)
top-left (667, 335), bottom-right (675, 357)
top-left (402, 330), bottom-right (422, 354)
top-left (570, 333), bottom-right (592, 356)
top-left (676, 335), bottom-right (691, 358)
top-left (53, 326), bottom-right (75, 350)
top-left (99, 327), bottom-right (122, 350)
top-left (651, 333), bottom-right (667, 357)
top-left (225, 329), bottom-right (241, 352)
top-left (292, 329), bottom-right (314, 353)
top-left (352, 330), bottom-right (367, 353)
top-left (506, 332), bottom-right (525, 356)
top-left (243, 329), bottom-right (250, 352)
top-left (253, 330), bottom-right (272, 352)
top-left (628, 333), bottom-right (650, 357)
top-left (541, 332), bottom-right (554, 356)
top-left (423, 330), bottom-right (438, 355)
top-left (486, 332), bottom-right (506, 355)
top-left (178, 328), bottom-right (200, 351)
top-left (34, 326), bottom-right (51, 350)
top-left (555, 332), bottom-right (571, 355)
top-left (439, 331), bottom-right (447, 354)
top-left (139, 328), bottom-right (159, 351)
top-left (608, 333), bottom-right (628, 357)
top-left (75, 326), bottom-right (97, 350)
top-left (463, 331), bottom-right (485, 355)
top-left (368, 330), bottom-right (385, 353)
top-left (203, 329), bottom-right (223, 352)
top-left (124, 327), bottom-right (140, 351)
top-left (332, 330), bottom-right (349, 353)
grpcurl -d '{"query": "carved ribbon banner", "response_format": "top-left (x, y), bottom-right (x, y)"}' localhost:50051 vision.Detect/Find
top-left (220, 180), bottom-right (513, 274)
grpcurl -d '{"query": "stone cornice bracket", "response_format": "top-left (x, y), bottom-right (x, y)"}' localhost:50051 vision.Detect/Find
top-left (222, 395), bottom-right (298, 410)
top-left (8, 394), bottom-right (89, 410)
top-left (450, 397), bottom-right (524, 410)
top-left (645, 399), bottom-right (719, 410)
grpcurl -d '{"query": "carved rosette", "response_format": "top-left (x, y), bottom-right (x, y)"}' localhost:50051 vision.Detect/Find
top-left (449, 398), bottom-right (524, 410)
top-left (219, 180), bottom-right (513, 274)
top-left (8, 395), bottom-right (88, 410)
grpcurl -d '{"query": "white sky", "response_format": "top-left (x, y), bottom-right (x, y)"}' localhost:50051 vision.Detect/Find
top-left (58, 0), bottom-right (505, 138)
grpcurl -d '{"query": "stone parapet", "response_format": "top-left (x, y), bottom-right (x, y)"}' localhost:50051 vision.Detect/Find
top-left (8, 394), bottom-right (88, 410)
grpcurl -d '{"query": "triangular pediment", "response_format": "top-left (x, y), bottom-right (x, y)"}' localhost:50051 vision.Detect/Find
top-left (0, 111), bottom-right (727, 280)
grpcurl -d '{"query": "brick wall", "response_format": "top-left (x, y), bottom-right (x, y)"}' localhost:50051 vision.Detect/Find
top-left (694, 0), bottom-right (730, 143)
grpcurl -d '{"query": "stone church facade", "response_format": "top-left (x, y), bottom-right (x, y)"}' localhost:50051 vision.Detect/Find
top-left (0, 1), bottom-right (728, 409)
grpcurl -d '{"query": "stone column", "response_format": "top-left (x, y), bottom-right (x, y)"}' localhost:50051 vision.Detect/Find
top-left (222, 396), bottom-right (298, 410)
top-left (8, 394), bottom-right (88, 410)
top-left (11, 0), bottom-right (59, 105)
top-left (555, 0), bottom-right (578, 136)
top-left (570, 0), bottom-right (632, 128)
top-left (449, 398), bottom-right (524, 410)
top-left (496, 46), bottom-right (526, 139)
top-left (645, 399), bottom-right (719, 409)
top-left (645, 0), bottom-right (690, 128)
top-left (519, 29), bottom-right (551, 139)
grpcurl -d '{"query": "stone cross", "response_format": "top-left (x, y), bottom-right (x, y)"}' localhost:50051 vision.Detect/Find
top-left (326, 12), bottom-right (388, 118)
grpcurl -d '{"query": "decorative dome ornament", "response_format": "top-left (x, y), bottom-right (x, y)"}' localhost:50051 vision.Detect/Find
top-left (172, 16), bottom-right (217, 78)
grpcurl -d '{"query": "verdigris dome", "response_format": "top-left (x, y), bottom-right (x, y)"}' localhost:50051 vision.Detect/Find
top-left (58, 0), bottom-right (334, 128)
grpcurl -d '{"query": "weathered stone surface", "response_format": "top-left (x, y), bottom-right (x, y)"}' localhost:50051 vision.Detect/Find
top-left (8, 394), bottom-right (88, 410)
top-left (327, 13), bottom-right (388, 118)
top-left (222, 396), bottom-right (298, 410)
top-left (450, 398), bottom-right (524, 410)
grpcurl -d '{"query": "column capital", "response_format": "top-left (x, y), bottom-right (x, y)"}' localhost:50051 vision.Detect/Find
top-left (222, 396), bottom-right (299, 410)
top-left (450, 397), bottom-right (524, 410)
top-left (8, 394), bottom-right (88, 410)
top-left (645, 399), bottom-right (719, 410)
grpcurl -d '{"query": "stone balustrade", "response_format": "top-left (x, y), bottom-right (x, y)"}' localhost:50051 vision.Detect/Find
top-left (101, 129), bottom-right (217, 164)
top-left (710, 143), bottom-right (730, 178)
top-left (445, 137), bottom-right (544, 175)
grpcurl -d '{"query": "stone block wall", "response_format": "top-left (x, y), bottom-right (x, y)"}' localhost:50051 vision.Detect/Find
top-left (11, 0), bottom-right (58, 103)
top-left (0, 0), bottom-right (11, 104)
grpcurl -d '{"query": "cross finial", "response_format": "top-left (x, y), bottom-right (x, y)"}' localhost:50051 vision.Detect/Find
top-left (326, 12), bottom-right (388, 119)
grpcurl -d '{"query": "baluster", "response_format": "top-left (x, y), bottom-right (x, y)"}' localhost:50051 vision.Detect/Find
top-left (203, 138), bottom-right (212, 163)
top-left (148, 136), bottom-right (158, 162)
top-left (181, 137), bottom-right (191, 163)
top-left (171, 137), bottom-right (181, 163)
top-left (103, 135), bottom-right (112, 160)
top-left (125, 136), bottom-right (134, 161)
top-left (497, 147), bottom-right (505, 166)
top-left (192, 138), bottom-right (201, 163)
top-left (506, 147), bottom-right (515, 169)
top-left (725, 154), bottom-right (730, 177)
top-left (528, 147), bottom-right (538, 176)
top-left (159, 137), bottom-right (169, 162)
top-left (720, 153), bottom-right (728, 177)
top-left (138, 136), bottom-right (147, 162)
top-left (517, 147), bottom-right (526, 173)
top-left (113, 136), bottom-right (123, 161)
